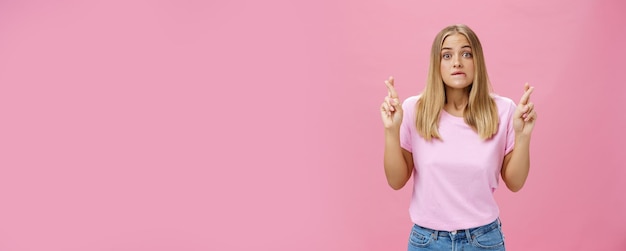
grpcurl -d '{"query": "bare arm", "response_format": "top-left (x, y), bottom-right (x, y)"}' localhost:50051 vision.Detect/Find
top-left (381, 76), bottom-right (414, 190)
top-left (384, 130), bottom-right (414, 190)
top-left (501, 83), bottom-right (537, 192)
top-left (501, 135), bottom-right (530, 192)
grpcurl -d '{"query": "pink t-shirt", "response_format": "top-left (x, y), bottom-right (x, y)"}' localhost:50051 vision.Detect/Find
top-left (400, 94), bottom-right (516, 231)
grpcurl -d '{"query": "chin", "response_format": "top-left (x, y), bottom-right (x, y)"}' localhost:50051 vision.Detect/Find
top-left (445, 82), bottom-right (471, 89)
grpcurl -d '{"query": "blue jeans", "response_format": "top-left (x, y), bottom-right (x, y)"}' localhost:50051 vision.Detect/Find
top-left (408, 219), bottom-right (505, 251)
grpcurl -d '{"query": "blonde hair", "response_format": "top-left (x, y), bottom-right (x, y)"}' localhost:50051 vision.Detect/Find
top-left (415, 24), bottom-right (498, 140)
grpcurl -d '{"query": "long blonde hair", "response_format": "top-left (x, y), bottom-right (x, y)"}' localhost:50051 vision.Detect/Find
top-left (416, 24), bottom-right (498, 141)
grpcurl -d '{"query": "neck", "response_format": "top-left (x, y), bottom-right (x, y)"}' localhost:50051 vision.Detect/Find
top-left (445, 87), bottom-right (469, 111)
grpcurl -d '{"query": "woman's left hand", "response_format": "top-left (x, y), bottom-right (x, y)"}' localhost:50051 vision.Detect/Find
top-left (513, 83), bottom-right (537, 136)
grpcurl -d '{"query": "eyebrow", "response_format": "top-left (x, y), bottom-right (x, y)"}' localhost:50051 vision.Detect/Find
top-left (441, 45), bottom-right (472, 51)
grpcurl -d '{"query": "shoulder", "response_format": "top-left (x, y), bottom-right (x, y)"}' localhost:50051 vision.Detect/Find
top-left (491, 93), bottom-right (515, 105)
top-left (401, 95), bottom-right (421, 114)
top-left (490, 93), bottom-right (517, 116)
top-left (491, 93), bottom-right (516, 109)
top-left (402, 95), bottom-right (421, 108)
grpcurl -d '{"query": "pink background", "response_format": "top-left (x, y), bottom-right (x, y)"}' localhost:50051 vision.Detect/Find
top-left (1, 0), bottom-right (625, 250)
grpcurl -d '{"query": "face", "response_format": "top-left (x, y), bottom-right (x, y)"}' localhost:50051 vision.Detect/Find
top-left (440, 33), bottom-right (474, 90)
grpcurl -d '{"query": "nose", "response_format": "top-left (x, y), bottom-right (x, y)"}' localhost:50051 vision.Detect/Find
top-left (453, 56), bottom-right (462, 68)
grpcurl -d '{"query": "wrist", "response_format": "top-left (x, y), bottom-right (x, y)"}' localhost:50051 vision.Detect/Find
top-left (515, 133), bottom-right (531, 145)
top-left (385, 127), bottom-right (400, 136)
top-left (385, 129), bottom-right (401, 143)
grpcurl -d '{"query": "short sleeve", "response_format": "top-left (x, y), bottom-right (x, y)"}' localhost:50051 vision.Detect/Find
top-left (504, 99), bottom-right (517, 155)
top-left (400, 97), bottom-right (417, 152)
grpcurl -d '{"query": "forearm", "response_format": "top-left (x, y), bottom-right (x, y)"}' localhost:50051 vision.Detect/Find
top-left (503, 135), bottom-right (531, 192)
top-left (384, 130), bottom-right (410, 190)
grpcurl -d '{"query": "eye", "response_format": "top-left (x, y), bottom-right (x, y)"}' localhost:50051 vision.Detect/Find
top-left (463, 52), bottom-right (473, 58)
top-left (442, 53), bottom-right (451, 59)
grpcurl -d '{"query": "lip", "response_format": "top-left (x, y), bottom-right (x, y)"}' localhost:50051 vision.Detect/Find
top-left (451, 71), bottom-right (465, 75)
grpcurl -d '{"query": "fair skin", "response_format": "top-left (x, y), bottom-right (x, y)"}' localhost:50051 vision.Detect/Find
top-left (440, 34), bottom-right (474, 116)
top-left (381, 77), bottom-right (413, 190)
top-left (380, 34), bottom-right (537, 192)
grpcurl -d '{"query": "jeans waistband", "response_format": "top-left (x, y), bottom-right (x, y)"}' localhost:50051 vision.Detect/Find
top-left (415, 218), bottom-right (501, 239)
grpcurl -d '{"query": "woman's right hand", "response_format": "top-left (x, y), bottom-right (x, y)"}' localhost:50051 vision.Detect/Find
top-left (380, 76), bottom-right (403, 130)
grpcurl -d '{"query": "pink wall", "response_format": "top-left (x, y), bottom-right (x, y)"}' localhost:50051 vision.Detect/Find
top-left (1, 0), bottom-right (624, 250)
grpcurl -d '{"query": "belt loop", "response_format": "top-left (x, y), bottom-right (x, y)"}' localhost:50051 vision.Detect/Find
top-left (433, 230), bottom-right (439, 240)
top-left (465, 228), bottom-right (472, 241)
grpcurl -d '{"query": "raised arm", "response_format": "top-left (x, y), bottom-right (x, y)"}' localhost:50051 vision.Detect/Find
top-left (380, 76), bottom-right (414, 190)
top-left (502, 83), bottom-right (537, 192)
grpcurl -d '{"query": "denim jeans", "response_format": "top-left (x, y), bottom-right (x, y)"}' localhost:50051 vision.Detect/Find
top-left (407, 219), bottom-right (505, 251)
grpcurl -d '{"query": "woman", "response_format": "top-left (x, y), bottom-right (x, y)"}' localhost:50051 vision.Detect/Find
top-left (380, 24), bottom-right (536, 250)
